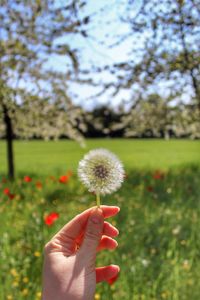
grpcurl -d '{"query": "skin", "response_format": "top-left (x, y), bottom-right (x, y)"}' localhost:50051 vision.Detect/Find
top-left (42, 205), bottom-right (120, 300)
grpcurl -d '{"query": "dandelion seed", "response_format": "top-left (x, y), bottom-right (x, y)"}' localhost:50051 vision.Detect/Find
top-left (78, 148), bottom-right (124, 207)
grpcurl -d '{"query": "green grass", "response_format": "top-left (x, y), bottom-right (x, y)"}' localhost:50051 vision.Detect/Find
top-left (0, 139), bottom-right (200, 175)
top-left (0, 139), bottom-right (200, 300)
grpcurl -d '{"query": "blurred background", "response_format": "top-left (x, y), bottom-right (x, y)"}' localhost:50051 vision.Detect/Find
top-left (0, 0), bottom-right (200, 299)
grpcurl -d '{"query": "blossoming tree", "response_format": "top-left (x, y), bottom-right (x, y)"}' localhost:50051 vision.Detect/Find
top-left (112, 0), bottom-right (200, 111)
top-left (0, 0), bottom-right (89, 179)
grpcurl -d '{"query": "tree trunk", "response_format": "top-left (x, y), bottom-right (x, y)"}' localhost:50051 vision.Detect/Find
top-left (2, 104), bottom-right (15, 180)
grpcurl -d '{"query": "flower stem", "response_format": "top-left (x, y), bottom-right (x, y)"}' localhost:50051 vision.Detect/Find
top-left (96, 193), bottom-right (101, 208)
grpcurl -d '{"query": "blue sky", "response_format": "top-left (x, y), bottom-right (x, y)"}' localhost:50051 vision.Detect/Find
top-left (48, 0), bottom-right (194, 110)
top-left (46, 0), bottom-right (143, 110)
top-left (3, 0), bottom-right (194, 109)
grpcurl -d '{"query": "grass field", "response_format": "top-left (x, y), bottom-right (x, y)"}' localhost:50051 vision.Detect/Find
top-left (0, 139), bottom-right (200, 300)
top-left (0, 139), bottom-right (200, 174)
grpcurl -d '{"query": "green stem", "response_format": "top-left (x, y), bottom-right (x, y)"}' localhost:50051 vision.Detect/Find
top-left (96, 193), bottom-right (101, 208)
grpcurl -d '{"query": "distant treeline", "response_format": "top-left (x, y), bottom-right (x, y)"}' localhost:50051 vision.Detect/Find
top-left (0, 102), bottom-right (199, 140)
top-left (80, 102), bottom-right (199, 139)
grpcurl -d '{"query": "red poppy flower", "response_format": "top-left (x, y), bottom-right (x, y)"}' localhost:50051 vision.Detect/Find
top-left (3, 188), bottom-right (15, 200)
top-left (153, 170), bottom-right (165, 180)
top-left (3, 188), bottom-right (10, 195)
top-left (8, 193), bottom-right (15, 200)
top-left (45, 212), bottom-right (59, 226)
top-left (36, 181), bottom-right (42, 189)
top-left (24, 176), bottom-right (32, 182)
top-left (107, 273), bottom-right (119, 285)
top-left (147, 186), bottom-right (154, 192)
top-left (59, 175), bottom-right (69, 184)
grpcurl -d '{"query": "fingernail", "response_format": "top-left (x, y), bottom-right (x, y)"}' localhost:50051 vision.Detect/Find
top-left (91, 216), bottom-right (101, 224)
top-left (91, 209), bottom-right (102, 224)
top-left (115, 228), bottom-right (119, 235)
top-left (111, 240), bottom-right (118, 250)
top-left (111, 264), bottom-right (120, 272)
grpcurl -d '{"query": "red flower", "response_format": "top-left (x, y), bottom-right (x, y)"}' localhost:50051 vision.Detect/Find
top-left (2, 178), bottom-right (7, 183)
top-left (153, 170), bottom-right (165, 180)
top-left (45, 212), bottom-right (59, 226)
top-left (3, 188), bottom-right (10, 195)
top-left (24, 176), bottom-right (32, 182)
top-left (147, 186), bottom-right (154, 192)
top-left (8, 193), bottom-right (15, 200)
top-left (59, 175), bottom-right (69, 184)
top-left (36, 181), bottom-right (42, 189)
top-left (107, 274), bottom-right (119, 285)
top-left (3, 188), bottom-right (15, 200)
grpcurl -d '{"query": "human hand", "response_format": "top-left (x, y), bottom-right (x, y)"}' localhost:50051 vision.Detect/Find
top-left (42, 205), bottom-right (120, 300)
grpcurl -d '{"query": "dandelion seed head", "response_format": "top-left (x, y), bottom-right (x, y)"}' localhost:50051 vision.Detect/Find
top-left (78, 148), bottom-right (124, 195)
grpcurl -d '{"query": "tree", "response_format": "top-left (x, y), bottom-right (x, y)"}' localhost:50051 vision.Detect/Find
top-left (0, 0), bottom-right (90, 179)
top-left (174, 103), bottom-right (200, 138)
top-left (122, 94), bottom-right (173, 138)
top-left (94, 0), bottom-right (200, 114)
top-left (121, 95), bottom-right (200, 139)
top-left (82, 105), bottom-right (125, 138)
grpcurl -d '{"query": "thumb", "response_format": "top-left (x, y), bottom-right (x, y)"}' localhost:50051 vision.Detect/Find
top-left (79, 208), bottom-right (104, 259)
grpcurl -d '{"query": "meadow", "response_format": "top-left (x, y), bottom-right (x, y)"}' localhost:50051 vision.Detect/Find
top-left (0, 139), bottom-right (200, 300)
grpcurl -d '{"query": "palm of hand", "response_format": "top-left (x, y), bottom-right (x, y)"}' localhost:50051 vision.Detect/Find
top-left (44, 252), bottom-right (96, 300)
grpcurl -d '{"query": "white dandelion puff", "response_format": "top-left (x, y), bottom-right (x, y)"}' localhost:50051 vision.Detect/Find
top-left (78, 148), bottom-right (124, 206)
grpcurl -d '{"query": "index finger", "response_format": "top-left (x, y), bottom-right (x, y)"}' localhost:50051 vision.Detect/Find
top-left (81, 205), bottom-right (120, 219)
